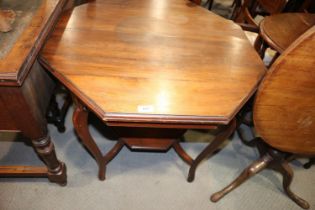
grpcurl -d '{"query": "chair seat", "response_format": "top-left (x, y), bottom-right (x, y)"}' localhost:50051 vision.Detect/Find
top-left (260, 13), bottom-right (315, 53)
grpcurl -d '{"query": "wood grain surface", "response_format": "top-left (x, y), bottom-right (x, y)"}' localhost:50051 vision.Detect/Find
top-left (0, 0), bottom-right (67, 86)
top-left (41, 0), bottom-right (266, 125)
top-left (254, 26), bottom-right (315, 155)
top-left (260, 13), bottom-right (315, 53)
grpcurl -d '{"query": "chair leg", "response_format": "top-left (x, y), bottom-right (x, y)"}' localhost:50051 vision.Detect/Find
top-left (304, 158), bottom-right (315, 169)
top-left (208, 0), bottom-right (214, 10)
top-left (46, 86), bottom-right (72, 133)
top-left (210, 153), bottom-right (273, 202)
top-left (230, 0), bottom-right (242, 20)
top-left (231, 0), bottom-right (236, 7)
top-left (254, 35), bottom-right (263, 54)
top-left (254, 35), bottom-right (268, 59)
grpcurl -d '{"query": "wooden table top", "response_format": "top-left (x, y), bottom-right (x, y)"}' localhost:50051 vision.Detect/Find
top-left (41, 0), bottom-right (266, 125)
top-left (0, 0), bottom-right (67, 86)
top-left (260, 13), bottom-right (315, 53)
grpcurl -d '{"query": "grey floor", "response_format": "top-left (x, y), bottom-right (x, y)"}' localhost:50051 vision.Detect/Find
top-left (1, 1), bottom-right (315, 210)
top-left (1, 106), bottom-right (315, 210)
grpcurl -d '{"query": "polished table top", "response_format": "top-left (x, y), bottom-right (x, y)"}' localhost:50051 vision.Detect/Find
top-left (41, 0), bottom-right (266, 125)
top-left (260, 13), bottom-right (315, 53)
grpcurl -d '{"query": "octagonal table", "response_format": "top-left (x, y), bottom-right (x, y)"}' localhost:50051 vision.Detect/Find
top-left (40, 0), bottom-right (266, 181)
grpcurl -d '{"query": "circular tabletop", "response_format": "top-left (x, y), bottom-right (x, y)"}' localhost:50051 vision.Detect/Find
top-left (260, 13), bottom-right (315, 53)
top-left (41, 0), bottom-right (266, 125)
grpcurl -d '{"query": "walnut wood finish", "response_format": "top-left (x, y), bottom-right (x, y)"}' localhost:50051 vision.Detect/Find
top-left (211, 143), bottom-right (310, 209)
top-left (234, 0), bottom-right (286, 29)
top-left (73, 96), bottom-right (195, 180)
top-left (211, 26), bottom-right (315, 209)
top-left (254, 26), bottom-right (315, 155)
top-left (0, 0), bottom-right (68, 86)
top-left (0, 0), bottom-right (68, 184)
top-left (0, 166), bottom-right (47, 177)
top-left (72, 96), bottom-right (237, 181)
top-left (188, 119), bottom-right (236, 182)
top-left (0, 62), bottom-right (66, 185)
top-left (40, 0), bottom-right (265, 181)
top-left (258, 0), bottom-right (287, 14)
top-left (40, 0), bottom-right (266, 125)
top-left (233, 0), bottom-right (287, 57)
top-left (190, 0), bottom-right (202, 5)
top-left (260, 13), bottom-right (315, 54)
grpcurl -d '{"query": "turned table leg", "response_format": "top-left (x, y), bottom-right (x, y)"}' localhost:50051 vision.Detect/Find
top-left (32, 135), bottom-right (67, 185)
top-left (187, 119), bottom-right (236, 182)
top-left (0, 87), bottom-right (67, 185)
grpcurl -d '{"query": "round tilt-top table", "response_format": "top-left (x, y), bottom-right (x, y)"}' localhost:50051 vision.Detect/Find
top-left (40, 0), bottom-right (266, 181)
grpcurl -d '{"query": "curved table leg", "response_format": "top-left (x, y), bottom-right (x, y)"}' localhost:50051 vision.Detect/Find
top-left (211, 147), bottom-right (310, 209)
top-left (210, 154), bottom-right (272, 202)
top-left (173, 142), bottom-right (193, 165)
top-left (72, 99), bottom-right (124, 180)
top-left (272, 158), bottom-right (310, 209)
top-left (73, 101), bottom-right (105, 179)
top-left (187, 119), bottom-right (236, 182)
top-left (72, 96), bottom-right (227, 181)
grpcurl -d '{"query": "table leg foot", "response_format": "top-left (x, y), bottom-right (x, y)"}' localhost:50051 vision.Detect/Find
top-left (73, 100), bottom-right (107, 180)
top-left (48, 162), bottom-right (67, 186)
top-left (32, 135), bottom-right (67, 185)
top-left (210, 154), bottom-right (272, 202)
top-left (211, 148), bottom-right (310, 209)
top-left (73, 98), bottom-right (125, 181)
top-left (187, 119), bottom-right (236, 182)
top-left (270, 151), bottom-right (310, 209)
top-left (98, 161), bottom-right (106, 181)
top-left (100, 140), bottom-right (124, 180)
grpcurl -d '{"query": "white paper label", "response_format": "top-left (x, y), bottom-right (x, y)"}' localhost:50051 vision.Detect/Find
top-left (137, 105), bottom-right (154, 113)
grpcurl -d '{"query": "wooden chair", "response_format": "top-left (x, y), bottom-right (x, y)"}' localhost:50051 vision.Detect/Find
top-left (230, 0), bottom-right (242, 19)
top-left (233, 0), bottom-right (286, 31)
top-left (207, 0), bottom-right (214, 10)
top-left (232, 0), bottom-right (287, 57)
top-left (210, 26), bottom-right (315, 209)
top-left (259, 13), bottom-right (315, 63)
